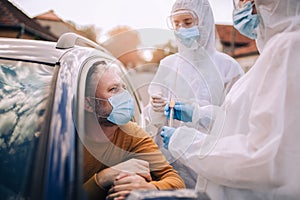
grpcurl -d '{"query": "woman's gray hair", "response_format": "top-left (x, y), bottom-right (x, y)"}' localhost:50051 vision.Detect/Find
top-left (85, 61), bottom-right (121, 97)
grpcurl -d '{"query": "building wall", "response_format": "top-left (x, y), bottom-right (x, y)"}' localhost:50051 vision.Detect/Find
top-left (236, 55), bottom-right (259, 72)
top-left (36, 20), bottom-right (76, 38)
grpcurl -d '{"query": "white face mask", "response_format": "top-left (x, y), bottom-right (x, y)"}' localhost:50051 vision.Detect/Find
top-left (174, 26), bottom-right (200, 48)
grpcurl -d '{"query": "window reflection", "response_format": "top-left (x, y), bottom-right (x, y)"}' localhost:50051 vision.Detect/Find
top-left (0, 59), bottom-right (54, 198)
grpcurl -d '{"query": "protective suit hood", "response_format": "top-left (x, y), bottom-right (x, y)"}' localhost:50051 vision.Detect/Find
top-left (255, 0), bottom-right (300, 51)
top-left (171, 0), bottom-right (216, 54)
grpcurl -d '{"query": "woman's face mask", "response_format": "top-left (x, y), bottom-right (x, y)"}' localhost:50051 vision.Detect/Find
top-left (233, 1), bottom-right (259, 39)
top-left (174, 26), bottom-right (200, 48)
top-left (92, 90), bottom-right (134, 125)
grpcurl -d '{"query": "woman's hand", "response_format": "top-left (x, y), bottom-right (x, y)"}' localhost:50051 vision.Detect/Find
top-left (106, 172), bottom-right (157, 200)
top-left (95, 158), bottom-right (151, 189)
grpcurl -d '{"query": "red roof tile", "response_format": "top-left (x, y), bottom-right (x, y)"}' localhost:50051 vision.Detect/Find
top-left (215, 24), bottom-right (259, 57)
top-left (34, 10), bottom-right (62, 22)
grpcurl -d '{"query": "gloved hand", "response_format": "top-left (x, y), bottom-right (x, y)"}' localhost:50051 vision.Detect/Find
top-left (160, 126), bottom-right (176, 149)
top-left (164, 102), bottom-right (194, 122)
top-left (150, 93), bottom-right (167, 112)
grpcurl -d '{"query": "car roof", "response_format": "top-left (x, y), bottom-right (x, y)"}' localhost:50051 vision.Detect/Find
top-left (0, 37), bottom-right (65, 65)
top-left (0, 33), bottom-right (113, 65)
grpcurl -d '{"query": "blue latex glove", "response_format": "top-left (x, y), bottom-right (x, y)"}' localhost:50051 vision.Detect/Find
top-left (164, 102), bottom-right (194, 122)
top-left (160, 126), bottom-right (176, 150)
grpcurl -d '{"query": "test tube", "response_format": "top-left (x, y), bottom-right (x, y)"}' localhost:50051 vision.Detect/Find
top-left (168, 99), bottom-right (175, 127)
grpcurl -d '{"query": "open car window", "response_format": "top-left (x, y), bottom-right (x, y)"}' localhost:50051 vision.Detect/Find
top-left (75, 58), bottom-right (144, 176)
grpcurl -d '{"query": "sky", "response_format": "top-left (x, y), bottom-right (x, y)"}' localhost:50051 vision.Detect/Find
top-left (9, 0), bottom-right (234, 45)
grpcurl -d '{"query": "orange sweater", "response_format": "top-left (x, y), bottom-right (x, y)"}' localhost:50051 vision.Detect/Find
top-left (83, 121), bottom-right (186, 200)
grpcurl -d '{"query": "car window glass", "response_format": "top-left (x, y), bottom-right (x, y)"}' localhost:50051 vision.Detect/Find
top-left (0, 59), bottom-right (54, 198)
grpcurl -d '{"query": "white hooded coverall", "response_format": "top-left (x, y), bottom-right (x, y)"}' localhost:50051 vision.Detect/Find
top-left (168, 0), bottom-right (300, 199)
top-left (145, 0), bottom-right (244, 189)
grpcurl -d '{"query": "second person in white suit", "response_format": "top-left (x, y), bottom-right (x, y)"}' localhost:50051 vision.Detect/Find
top-left (144, 0), bottom-right (244, 189)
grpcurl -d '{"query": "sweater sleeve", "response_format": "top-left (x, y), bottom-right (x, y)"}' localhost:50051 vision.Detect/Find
top-left (121, 122), bottom-right (186, 190)
top-left (149, 164), bottom-right (186, 190)
top-left (83, 174), bottom-right (107, 200)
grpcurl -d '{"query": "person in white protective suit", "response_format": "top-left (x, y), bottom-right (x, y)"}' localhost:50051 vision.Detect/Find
top-left (144, 0), bottom-right (244, 189)
top-left (160, 0), bottom-right (300, 199)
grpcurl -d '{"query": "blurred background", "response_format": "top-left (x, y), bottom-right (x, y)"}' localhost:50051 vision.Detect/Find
top-left (0, 0), bottom-right (259, 105)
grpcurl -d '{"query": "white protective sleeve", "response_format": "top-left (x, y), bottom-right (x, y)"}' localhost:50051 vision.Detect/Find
top-left (168, 29), bottom-right (300, 199)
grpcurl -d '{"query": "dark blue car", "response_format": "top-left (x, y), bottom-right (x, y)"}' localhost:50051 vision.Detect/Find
top-left (0, 33), bottom-right (144, 200)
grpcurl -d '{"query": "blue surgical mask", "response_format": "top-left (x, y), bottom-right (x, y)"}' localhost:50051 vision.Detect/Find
top-left (233, 1), bottom-right (259, 39)
top-left (174, 26), bottom-right (200, 48)
top-left (107, 90), bottom-right (134, 125)
top-left (92, 90), bottom-right (134, 125)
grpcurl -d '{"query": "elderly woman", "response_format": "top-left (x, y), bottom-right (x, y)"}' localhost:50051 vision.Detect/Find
top-left (82, 62), bottom-right (185, 200)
